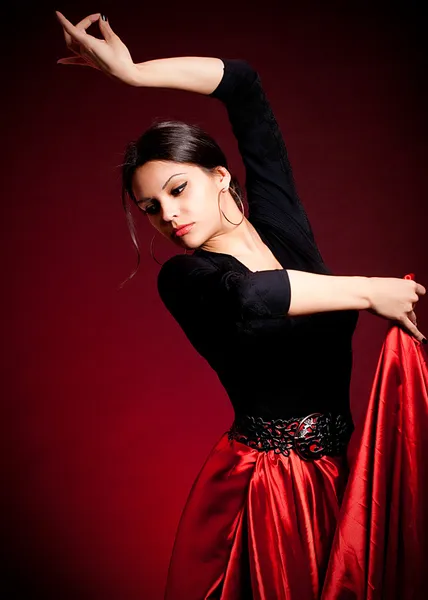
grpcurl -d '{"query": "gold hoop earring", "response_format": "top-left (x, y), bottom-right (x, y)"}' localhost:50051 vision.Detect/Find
top-left (219, 187), bottom-right (245, 226)
top-left (150, 232), bottom-right (187, 266)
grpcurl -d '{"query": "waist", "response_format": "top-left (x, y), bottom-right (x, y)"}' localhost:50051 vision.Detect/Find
top-left (228, 411), bottom-right (353, 461)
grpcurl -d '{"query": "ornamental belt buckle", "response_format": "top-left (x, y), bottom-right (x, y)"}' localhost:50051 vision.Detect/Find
top-left (293, 412), bottom-right (326, 461)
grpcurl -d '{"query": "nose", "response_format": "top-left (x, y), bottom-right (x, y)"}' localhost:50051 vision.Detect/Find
top-left (160, 199), bottom-right (179, 223)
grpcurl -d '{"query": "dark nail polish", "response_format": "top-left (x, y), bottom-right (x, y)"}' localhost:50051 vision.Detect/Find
top-left (422, 338), bottom-right (427, 344)
top-left (101, 14), bottom-right (108, 21)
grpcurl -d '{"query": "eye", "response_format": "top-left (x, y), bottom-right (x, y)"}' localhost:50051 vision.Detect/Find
top-left (140, 182), bottom-right (187, 216)
top-left (171, 182), bottom-right (187, 196)
top-left (143, 201), bottom-right (159, 216)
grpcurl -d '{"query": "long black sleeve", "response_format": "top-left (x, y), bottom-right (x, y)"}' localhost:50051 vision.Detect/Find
top-left (209, 58), bottom-right (324, 266)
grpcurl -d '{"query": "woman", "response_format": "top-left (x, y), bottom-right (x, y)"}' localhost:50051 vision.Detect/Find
top-left (56, 12), bottom-right (426, 599)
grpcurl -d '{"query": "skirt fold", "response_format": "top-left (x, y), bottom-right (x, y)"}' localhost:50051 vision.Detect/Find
top-left (164, 434), bottom-right (349, 599)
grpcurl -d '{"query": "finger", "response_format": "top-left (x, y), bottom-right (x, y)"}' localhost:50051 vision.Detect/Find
top-left (401, 316), bottom-right (425, 343)
top-left (98, 15), bottom-right (118, 43)
top-left (75, 13), bottom-right (101, 32)
top-left (55, 11), bottom-right (73, 46)
top-left (55, 11), bottom-right (86, 46)
top-left (408, 310), bottom-right (417, 327)
top-left (415, 282), bottom-right (426, 296)
top-left (57, 56), bottom-right (94, 67)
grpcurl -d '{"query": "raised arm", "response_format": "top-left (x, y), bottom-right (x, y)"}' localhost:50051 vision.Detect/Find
top-left (134, 56), bottom-right (225, 94)
top-left (133, 57), bottom-right (320, 252)
top-left (56, 12), bottom-right (316, 236)
top-left (56, 13), bottom-right (224, 90)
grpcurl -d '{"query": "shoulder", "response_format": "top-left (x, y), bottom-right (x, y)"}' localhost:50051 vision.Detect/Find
top-left (158, 252), bottom-right (219, 280)
top-left (157, 253), bottom-right (219, 300)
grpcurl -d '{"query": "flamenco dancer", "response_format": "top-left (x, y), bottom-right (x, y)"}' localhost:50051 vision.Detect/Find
top-left (56, 12), bottom-right (426, 599)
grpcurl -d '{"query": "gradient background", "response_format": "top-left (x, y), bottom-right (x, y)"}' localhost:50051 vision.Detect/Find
top-left (2, 1), bottom-right (427, 598)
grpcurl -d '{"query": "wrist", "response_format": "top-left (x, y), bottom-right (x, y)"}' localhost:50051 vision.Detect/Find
top-left (360, 276), bottom-right (373, 310)
top-left (126, 63), bottom-right (146, 86)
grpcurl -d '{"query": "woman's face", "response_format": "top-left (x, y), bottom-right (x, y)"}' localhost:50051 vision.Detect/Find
top-left (132, 160), bottom-right (230, 250)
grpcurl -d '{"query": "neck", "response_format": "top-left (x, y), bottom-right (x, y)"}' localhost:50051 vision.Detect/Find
top-left (200, 218), bottom-right (265, 257)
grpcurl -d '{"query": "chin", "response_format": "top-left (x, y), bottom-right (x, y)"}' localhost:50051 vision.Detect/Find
top-left (179, 239), bottom-right (198, 251)
top-left (177, 232), bottom-right (205, 251)
top-left (171, 234), bottom-right (193, 250)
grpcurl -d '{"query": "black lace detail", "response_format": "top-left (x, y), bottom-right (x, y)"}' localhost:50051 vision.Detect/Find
top-left (227, 412), bottom-right (353, 461)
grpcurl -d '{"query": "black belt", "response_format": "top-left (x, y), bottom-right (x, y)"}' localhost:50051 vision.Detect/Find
top-left (227, 412), bottom-right (353, 461)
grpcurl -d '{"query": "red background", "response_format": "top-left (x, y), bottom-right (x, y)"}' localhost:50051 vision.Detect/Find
top-left (2, 1), bottom-right (427, 598)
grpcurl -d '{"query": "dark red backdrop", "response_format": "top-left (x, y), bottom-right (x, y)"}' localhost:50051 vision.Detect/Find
top-left (2, 1), bottom-right (427, 598)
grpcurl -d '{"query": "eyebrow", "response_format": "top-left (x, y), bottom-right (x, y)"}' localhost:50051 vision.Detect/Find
top-left (136, 173), bottom-right (187, 205)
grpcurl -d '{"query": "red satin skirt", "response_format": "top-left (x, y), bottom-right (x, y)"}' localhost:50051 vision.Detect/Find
top-left (164, 326), bottom-right (428, 600)
top-left (164, 432), bottom-right (350, 600)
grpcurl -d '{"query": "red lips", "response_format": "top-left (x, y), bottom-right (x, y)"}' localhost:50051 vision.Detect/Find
top-left (173, 223), bottom-right (195, 237)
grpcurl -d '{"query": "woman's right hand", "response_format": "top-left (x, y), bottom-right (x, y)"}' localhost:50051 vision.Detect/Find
top-left (55, 11), bottom-right (140, 86)
top-left (367, 276), bottom-right (426, 342)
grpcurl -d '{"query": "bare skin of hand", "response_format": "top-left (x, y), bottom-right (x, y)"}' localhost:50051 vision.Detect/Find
top-left (367, 277), bottom-right (426, 342)
top-left (55, 11), bottom-right (140, 85)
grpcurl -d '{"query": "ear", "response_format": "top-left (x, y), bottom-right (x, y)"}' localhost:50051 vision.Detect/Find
top-left (213, 165), bottom-right (231, 189)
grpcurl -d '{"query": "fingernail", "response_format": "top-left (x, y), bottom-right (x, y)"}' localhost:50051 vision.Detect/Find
top-left (422, 338), bottom-right (427, 344)
top-left (101, 14), bottom-right (108, 21)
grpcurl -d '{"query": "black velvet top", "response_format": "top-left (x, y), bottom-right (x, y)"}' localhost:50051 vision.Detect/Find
top-left (157, 58), bottom-right (359, 422)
